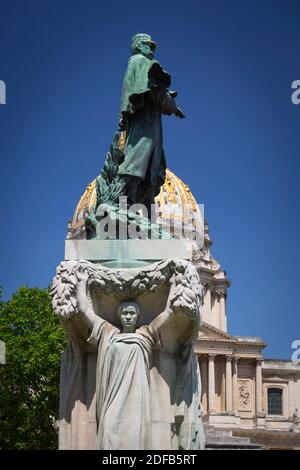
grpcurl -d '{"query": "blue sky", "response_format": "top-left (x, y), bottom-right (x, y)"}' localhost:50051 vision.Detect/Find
top-left (0, 0), bottom-right (299, 359)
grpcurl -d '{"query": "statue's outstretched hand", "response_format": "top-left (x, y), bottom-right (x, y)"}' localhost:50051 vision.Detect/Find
top-left (165, 275), bottom-right (177, 314)
top-left (175, 107), bottom-right (186, 119)
top-left (151, 275), bottom-right (177, 332)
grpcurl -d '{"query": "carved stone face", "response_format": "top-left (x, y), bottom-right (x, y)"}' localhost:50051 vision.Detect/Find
top-left (118, 302), bottom-right (140, 333)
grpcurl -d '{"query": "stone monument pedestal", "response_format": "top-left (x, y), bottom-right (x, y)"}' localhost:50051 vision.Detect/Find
top-left (51, 240), bottom-right (205, 450)
top-left (65, 239), bottom-right (193, 267)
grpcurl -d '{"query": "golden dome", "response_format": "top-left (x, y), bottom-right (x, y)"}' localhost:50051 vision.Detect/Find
top-left (69, 169), bottom-right (203, 245)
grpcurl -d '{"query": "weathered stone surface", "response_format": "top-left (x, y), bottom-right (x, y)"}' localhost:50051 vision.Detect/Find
top-left (65, 239), bottom-right (193, 266)
top-left (51, 257), bottom-right (205, 450)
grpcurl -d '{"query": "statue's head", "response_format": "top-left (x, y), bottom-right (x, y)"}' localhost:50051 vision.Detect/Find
top-left (117, 301), bottom-right (140, 333)
top-left (131, 33), bottom-right (156, 60)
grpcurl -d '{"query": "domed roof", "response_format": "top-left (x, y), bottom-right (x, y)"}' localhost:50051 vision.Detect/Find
top-left (68, 169), bottom-right (203, 246)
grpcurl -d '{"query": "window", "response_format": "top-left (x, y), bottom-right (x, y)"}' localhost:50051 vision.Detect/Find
top-left (268, 388), bottom-right (283, 415)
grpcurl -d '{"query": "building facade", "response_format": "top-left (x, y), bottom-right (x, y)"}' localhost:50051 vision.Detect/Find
top-left (194, 219), bottom-right (300, 448)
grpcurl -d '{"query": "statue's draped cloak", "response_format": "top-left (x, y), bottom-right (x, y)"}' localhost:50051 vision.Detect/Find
top-left (87, 317), bottom-right (159, 450)
top-left (118, 54), bottom-right (177, 189)
top-left (59, 321), bottom-right (205, 450)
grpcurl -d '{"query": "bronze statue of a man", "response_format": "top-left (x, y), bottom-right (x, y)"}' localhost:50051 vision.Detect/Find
top-left (86, 33), bottom-right (185, 239)
top-left (117, 33), bottom-right (185, 213)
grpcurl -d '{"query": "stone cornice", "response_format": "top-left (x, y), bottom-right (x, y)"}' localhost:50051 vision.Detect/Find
top-left (197, 324), bottom-right (267, 349)
top-left (200, 321), bottom-right (233, 340)
top-left (198, 269), bottom-right (231, 288)
top-left (263, 361), bottom-right (300, 372)
top-left (211, 277), bottom-right (231, 289)
top-left (264, 358), bottom-right (300, 365)
top-left (262, 376), bottom-right (289, 384)
top-left (197, 337), bottom-right (267, 348)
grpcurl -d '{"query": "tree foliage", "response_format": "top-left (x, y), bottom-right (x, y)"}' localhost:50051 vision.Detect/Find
top-left (0, 286), bottom-right (66, 449)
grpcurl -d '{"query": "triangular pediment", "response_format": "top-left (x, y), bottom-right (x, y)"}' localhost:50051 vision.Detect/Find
top-left (198, 322), bottom-right (234, 341)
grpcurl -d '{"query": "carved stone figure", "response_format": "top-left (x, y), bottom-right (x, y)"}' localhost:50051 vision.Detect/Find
top-left (51, 259), bottom-right (205, 450)
top-left (77, 271), bottom-right (175, 449)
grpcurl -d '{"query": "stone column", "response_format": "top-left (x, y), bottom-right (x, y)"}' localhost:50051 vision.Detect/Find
top-left (288, 375), bottom-right (296, 417)
top-left (225, 356), bottom-right (233, 412)
top-left (210, 293), bottom-right (219, 330)
top-left (202, 283), bottom-right (211, 324)
top-left (208, 354), bottom-right (216, 412)
top-left (219, 291), bottom-right (227, 332)
top-left (199, 355), bottom-right (208, 412)
top-left (232, 356), bottom-right (239, 412)
top-left (255, 358), bottom-right (263, 414)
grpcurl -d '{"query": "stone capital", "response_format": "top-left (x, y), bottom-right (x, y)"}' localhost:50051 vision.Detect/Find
top-left (208, 353), bottom-right (217, 361)
top-left (214, 289), bottom-right (227, 299)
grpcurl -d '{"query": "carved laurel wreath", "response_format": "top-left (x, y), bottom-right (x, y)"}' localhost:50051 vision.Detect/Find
top-left (50, 259), bottom-right (202, 323)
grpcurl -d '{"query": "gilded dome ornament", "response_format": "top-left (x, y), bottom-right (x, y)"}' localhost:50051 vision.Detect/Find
top-left (69, 169), bottom-right (203, 247)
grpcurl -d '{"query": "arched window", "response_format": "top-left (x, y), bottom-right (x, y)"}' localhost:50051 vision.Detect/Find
top-left (268, 388), bottom-right (283, 415)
